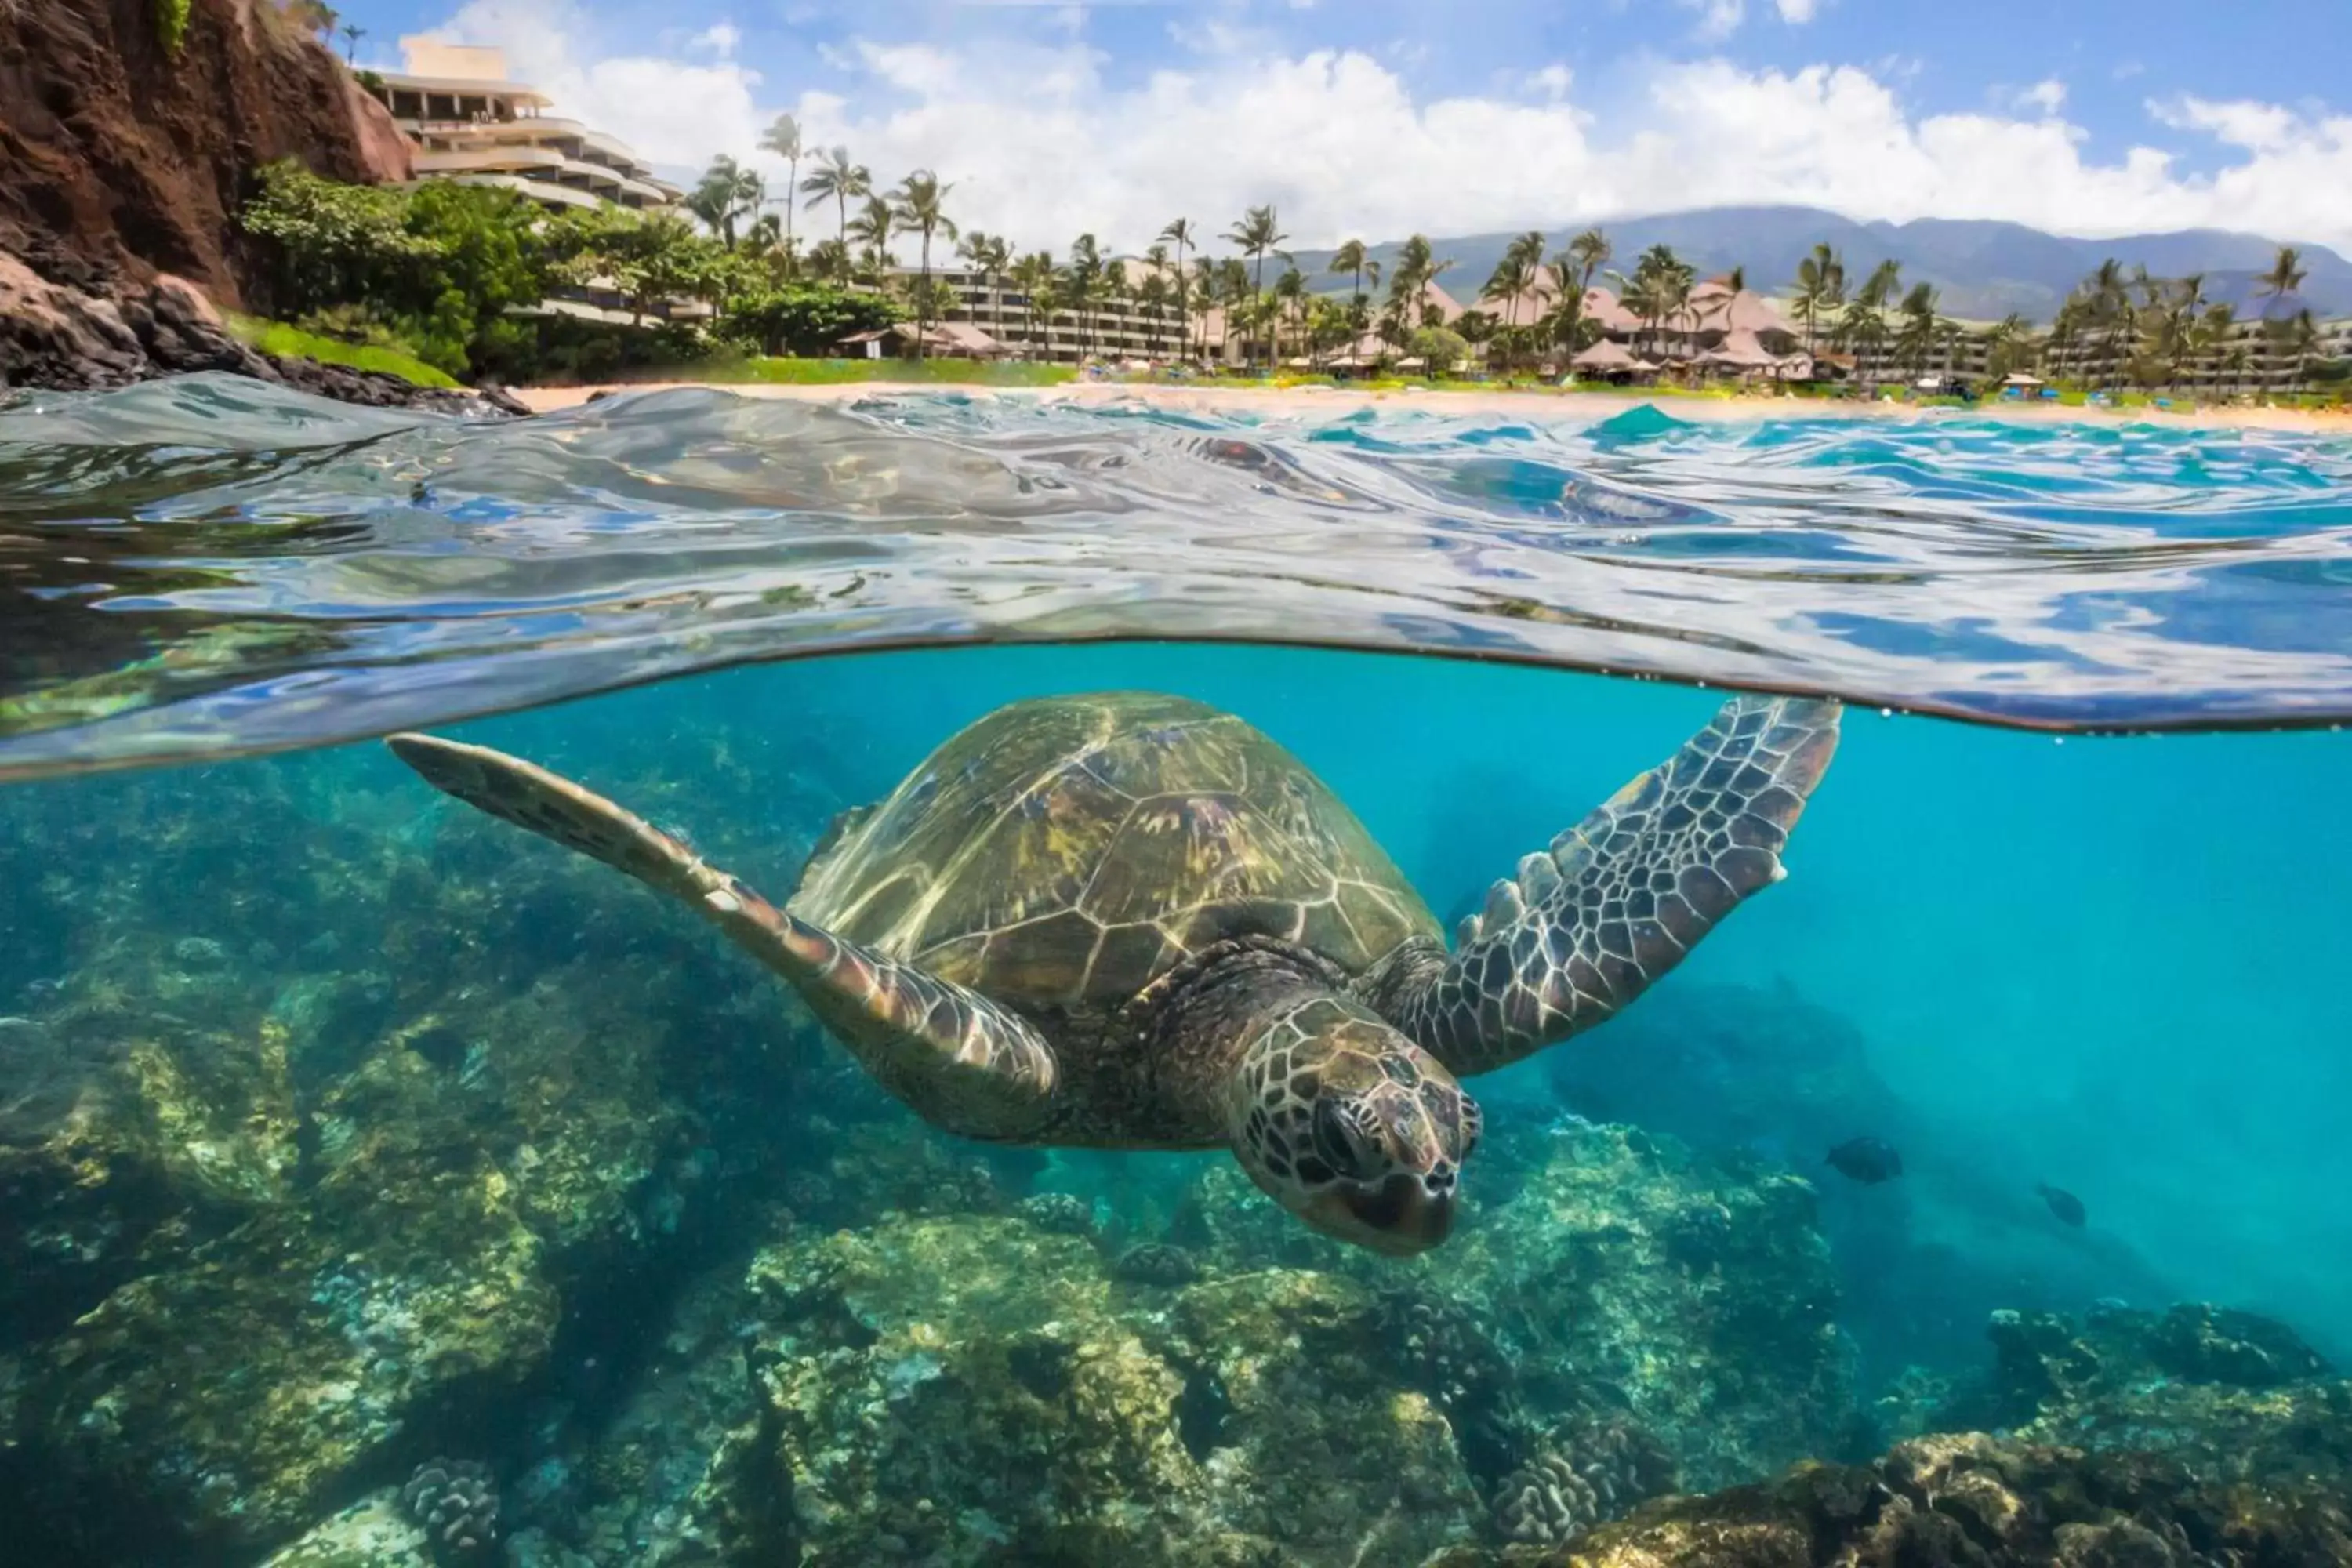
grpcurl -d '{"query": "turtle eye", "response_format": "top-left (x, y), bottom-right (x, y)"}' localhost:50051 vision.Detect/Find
top-left (1312, 1100), bottom-right (1381, 1181)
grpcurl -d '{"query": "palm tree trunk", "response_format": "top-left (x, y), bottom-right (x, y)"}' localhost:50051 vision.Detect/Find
top-left (916, 232), bottom-right (931, 361)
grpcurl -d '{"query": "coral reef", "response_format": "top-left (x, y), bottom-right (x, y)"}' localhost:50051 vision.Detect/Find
top-left (0, 745), bottom-right (842, 1562)
top-left (1436, 1431), bottom-right (2352, 1567)
top-left (1966, 1301), bottom-right (2352, 1492)
top-left (1436, 1121), bottom-right (1857, 1492)
top-left (718, 1213), bottom-right (1481, 1566)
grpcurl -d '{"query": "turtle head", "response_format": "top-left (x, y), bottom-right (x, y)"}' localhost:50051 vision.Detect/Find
top-left (1226, 996), bottom-right (1479, 1256)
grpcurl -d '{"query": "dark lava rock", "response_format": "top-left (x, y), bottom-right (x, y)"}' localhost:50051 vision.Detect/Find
top-left (1, 244), bottom-right (525, 418)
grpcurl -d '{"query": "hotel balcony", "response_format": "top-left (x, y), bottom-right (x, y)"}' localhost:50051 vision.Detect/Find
top-left (410, 143), bottom-right (680, 210)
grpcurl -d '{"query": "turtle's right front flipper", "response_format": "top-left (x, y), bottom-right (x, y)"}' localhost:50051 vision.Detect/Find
top-left (387, 733), bottom-right (1059, 1138)
top-left (1367, 693), bottom-right (1840, 1077)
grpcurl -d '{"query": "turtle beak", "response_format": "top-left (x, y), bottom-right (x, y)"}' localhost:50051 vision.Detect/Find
top-left (1346, 1172), bottom-right (1456, 1254)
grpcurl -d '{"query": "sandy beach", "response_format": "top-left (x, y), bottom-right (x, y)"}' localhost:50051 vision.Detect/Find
top-left (511, 378), bottom-right (2352, 432)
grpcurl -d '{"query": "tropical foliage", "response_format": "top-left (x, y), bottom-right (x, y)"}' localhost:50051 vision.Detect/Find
top-left (238, 160), bottom-right (901, 379)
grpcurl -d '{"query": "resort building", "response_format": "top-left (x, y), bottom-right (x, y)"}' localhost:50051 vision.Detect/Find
top-left (1832, 310), bottom-right (2352, 395)
top-left (904, 261), bottom-right (1229, 365)
top-left (364, 40), bottom-right (680, 214)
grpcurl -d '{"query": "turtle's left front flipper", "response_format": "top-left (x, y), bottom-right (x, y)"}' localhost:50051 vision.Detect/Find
top-left (387, 732), bottom-right (1059, 1138)
top-left (1367, 694), bottom-right (1840, 1077)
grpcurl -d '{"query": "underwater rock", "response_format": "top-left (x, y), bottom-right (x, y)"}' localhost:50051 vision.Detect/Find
top-left (1167, 1120), bottom-right (1852, 1494)
top-left (0, 989), bottom-right (299, 1342)
top-left (1441, 1122), bottom-right (1854, 1493)
top-left (1967, 1302), bottom-right (2352, 1494)
top-left (2141, 1301), bottom-right (2332, 1386)
top-left (400, 1457), bottom-right (500, 1560)
top-left (258, 1490), bottom-right (434, 1568)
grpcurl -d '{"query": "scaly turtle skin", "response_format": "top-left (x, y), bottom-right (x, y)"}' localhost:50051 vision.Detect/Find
top-left (389, 688), bottom-right (1838, 1255)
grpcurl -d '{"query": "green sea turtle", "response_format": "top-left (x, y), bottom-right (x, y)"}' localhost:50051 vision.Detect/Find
top-left (388, 688), bottom-right (1838, 1255)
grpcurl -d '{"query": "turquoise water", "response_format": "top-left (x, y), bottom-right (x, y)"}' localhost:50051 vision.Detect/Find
top-left (2, 383), bottom-right (2349, 1565)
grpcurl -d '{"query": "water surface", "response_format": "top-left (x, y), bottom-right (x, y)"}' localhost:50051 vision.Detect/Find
top-left (5, 376), bottom-right (2350, 781)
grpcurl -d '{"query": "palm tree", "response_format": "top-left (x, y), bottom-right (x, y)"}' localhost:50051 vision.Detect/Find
top-left (687, 156), bottom-right (761, 249)
top-left (1330, 239), bottom-right (1374, 356)
top-left (1540, 228), bottom-right (1610, 366)
top-left (1158, 218), bottom-right (1198, 361)
top-left (759, 114), bottom-right (803, 260)
top-left (1273, 265), bottom-right (1308, 366)
top-left (1007, 251), bottom-right (1054, 354)
top-left (339, 22), bottom-right (365, 61)
top-left (2250, 247), bottom-right (2309, 392)
top-left (2281, 308), bottom-right (2323, 398)
top-left (1481, 230), bottom-right (1544, 372)
top-left (845, 194), bottom-right (894, 281)
top-left (1223, 205), bottom-right (1289, 365)
top-left (958, 230), bottom-right (1012, 346)
top-left (1791, 243), bottom-right (1845, 361)
top-left (1895, 281), bottom-right (1944, 379)
top-left (886, 172), bottom-right (958, 360)
top-left (2046, 299), bottom-right (2082, 386)
top-left (800, 147), bottom-right (870, 249)
top-left (1064, 234), bottom-right (1106, 361)
top-left (1609, 244), bottom-right (1695, 366)
top-left (2072, 258), bottom-right (2134, 389)
top-left (805, 238), bottom-right (851, 285)
top-left (1983, 312), bottom-right (2034, 380)
top-left (2257, 245), bottom-right (2307, 313)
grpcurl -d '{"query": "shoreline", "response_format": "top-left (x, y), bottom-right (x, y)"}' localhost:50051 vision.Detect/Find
top-left (510, 377), bottom-right (2352, 432)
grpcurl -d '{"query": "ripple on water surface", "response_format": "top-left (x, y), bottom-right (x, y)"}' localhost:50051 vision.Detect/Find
top-left (2, 373), bottom-right (2350, 777)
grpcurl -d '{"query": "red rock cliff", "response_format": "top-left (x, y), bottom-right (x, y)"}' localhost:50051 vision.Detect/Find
top-left (0, 0), bottom-right (409, 305)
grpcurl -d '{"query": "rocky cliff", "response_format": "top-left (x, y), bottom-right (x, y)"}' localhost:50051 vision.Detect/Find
top-left (0, 0), bottom-right (408, 303)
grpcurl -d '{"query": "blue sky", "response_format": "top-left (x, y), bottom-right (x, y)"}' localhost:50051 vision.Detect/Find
top-left (341, 0), bottom-right (2352, 253)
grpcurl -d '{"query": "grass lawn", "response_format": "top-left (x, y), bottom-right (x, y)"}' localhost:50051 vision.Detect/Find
top-left (706, 357), bottom-right (1079, 387)
top-left (223, 314), bottom-right (459, 390)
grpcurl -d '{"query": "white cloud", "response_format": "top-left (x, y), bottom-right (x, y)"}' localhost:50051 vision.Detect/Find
top-left (1773, 0), bottom-right (1820, 21)
top-left (2016, 78), bottom-right (2065, 115)
top-left (1680, 0), bottom-right (1745, 43)
top-left (2151, 95), bottom-right (2299, 154)
top-left (688, 21), bottom-right (740, 56)
top-left (434, 0), bottom-right (769, 169)
top-left (1526, 63), bottom-right (1573, 101)
top-left (423, 0), bottom-right (2352, 254)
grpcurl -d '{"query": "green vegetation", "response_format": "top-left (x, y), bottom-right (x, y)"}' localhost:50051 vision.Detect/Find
top-left (238, 161), bottom-right (903, 384)
top-left (223, 314), bottom-right (459, 388)
top-left (154, 0), bottom-right (192, 56)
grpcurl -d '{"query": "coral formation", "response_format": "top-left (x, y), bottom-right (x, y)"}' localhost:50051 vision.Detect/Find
top-left (1490, 1419), bottom-right (1673, 1547)
top-left (400, 1459), bottom-right (499, 1560)
top-left (1113, 1240), bottom-right (1205, 1285)
top-left (1017, 1190), bottom-right (1098, 1237)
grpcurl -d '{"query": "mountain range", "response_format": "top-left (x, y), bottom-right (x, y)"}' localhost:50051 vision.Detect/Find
top-left (1283, 205), bottom-right (2352, 323)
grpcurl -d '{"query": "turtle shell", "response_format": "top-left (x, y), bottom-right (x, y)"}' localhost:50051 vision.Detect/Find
top-left (789, 693), bottom-right (1439, 1009)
